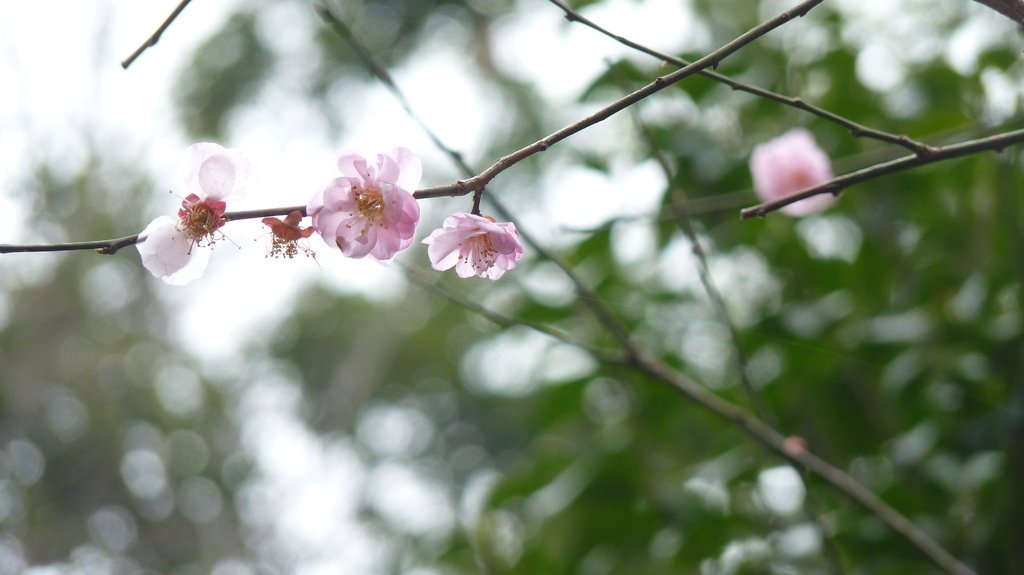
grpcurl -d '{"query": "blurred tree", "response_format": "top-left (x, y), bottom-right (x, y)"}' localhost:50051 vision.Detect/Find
top-left (0, 157), bottom-right (248, 572)
top-left (1, 0), bottom-right (1023, 574)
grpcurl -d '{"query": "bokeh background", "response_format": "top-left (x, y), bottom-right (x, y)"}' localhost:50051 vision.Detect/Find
top-left (1, 0), bottom-right (1022, 573)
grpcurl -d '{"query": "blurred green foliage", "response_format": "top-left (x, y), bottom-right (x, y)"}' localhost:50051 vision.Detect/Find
top-left (3, 0), bottom-right (1024, 574)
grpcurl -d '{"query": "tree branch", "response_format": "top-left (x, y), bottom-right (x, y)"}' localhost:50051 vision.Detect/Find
top-left (322, 6), bottom-right (978, 575)
top-left (0, 205), bottom-right (307, 255)
top-left (400, 264), bottom-right (626, 362)
top-left (318, 2), bottom-right (638, 355)
top-left (121, 0), bottom-right (194, 69)
top-left (413, 0), bottom-right (827, 199)
top-left (546, 0), bottom-right (935, 157)
top-left (740, 127), bottom-right (1024, 218)
top-left (5, 0), bottom-right (820, 255)
top-left (622, 348), bottom-right (978, 575)
top-left (972, 0), bottom-right (1024, 24)
top-left (314, 5), bottom-right (471, 173)
top-left (624, 86), bottom-right (849, 575)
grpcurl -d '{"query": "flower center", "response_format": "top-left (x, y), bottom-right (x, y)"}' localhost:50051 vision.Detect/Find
top-left (466, 234), bottom-right (498, 271)
top-left (356, 186), bottom-right (385, 221)
top-left (789, 169), bottom-right (818, 190)
top-left (177, 195), bottom-right (226, 247)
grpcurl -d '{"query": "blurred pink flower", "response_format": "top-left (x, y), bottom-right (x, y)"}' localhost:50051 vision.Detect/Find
top-left (137, 143), bottom-right (250, 285)
top-left (308, 148), bottom-right (421, 261)
top-left (422, 213), bottom-right (524, 280)
top-left (750, 128), bottom-right (835, 216)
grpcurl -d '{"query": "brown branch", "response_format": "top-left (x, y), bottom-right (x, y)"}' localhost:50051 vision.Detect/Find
top-left (622, 348), bottom-right (978, 575)
top-left (614, 70), bottom-right (773, 422)
top-left (0, 233), bottom-right (143, 256)
top-left (971, 0), bottom-right (1024, 24)
top-left (413, 0), bottom-right (827, 200)
top-left (318, 3), bottom-right (637, 350)
top-left (7, 0), bottom-right (821, 255)
top-left (0, 205), bottom-right (306, 255)
top-left (546, 0), bottom-right (935, 157)
top-left (314, 5), bottom-right (471, 174)
top-left (740, 127), bottom-right (1024, 218)
top-left (121, 0), bottom-right (194, 69)
top-left (321, 6), bottom-right (976, 575)
top-left (222, 205), bottom-right (306, 222)
top-left (623, 85), bottom-right (848, 575)
top-left (462, 193), bottom-right (978, 575)
top-left (400, 264), bottom-right (626, 362)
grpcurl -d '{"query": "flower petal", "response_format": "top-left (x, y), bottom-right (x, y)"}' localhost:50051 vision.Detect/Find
top-left (162, 245), bottom-right (211, 285)
top-left (137, 216), bottom-right (210, 285)
top-left (182, 143), bottom-right (250, 200)
top-left (376, 153), bottom-right (401, 186)
top-left (422, 228), bottom-right (461, 271)
top-left (338, 223), bottom-right (376, 259)
top-left (219, 148), bottom-right (251, 197)
top-left (454, 252), bottom-right (480, 278)
top-left (307, 188), bottom-right (326, 218)
top-left (198, 154), bottom-right (237, 201)
top-left (390, 147), bottom-right (422, 191)
top-left (182, 142), bottom-right (225, 194)
top-left (351, 155), bottom-right (373, 184)
top-left (315, 209), bottom-right (351, 243)
top-left (371, 224), bottom-right (403, 260)
top-left (489, 223), bottom-right (522, 254)
top-left (337, 152), bottom-right (364, 179)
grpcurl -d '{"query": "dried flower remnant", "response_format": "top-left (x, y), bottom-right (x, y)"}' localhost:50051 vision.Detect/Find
top-left (750, 128), bottom-right (835, 216)
top-left (308, 148), bottom-right (421, 261)
top-left (422, 213), bottom-right (525, 280)
top-left (263, 211), bottom-right (316, 259)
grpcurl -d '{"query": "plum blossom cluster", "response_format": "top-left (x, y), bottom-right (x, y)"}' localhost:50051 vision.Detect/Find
top-left (137, 144), bottom-right (525, 285)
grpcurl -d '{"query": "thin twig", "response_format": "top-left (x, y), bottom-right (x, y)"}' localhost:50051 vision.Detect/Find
top-left (740, 127), bottom-right (1024, 218)
top-left (622, 86), bottom-right (847, 575)
top-left (413, 0), bottom-right (827, 200)
top-left (318, 2), bottom-right (635, 346)
top-left (1, 0), bottom-right (818, 255)
top-left (222, 205), bottom-right (307, 222)
top-left (401, 264), bottom-right (626, 363)
top-left (485, 204), bottom-right (975, 575)
top-left (622, 348), bottom-right (977, 575)
top-left (320, 2), bottom-right (636, 350)
top-left (0, 205), bottom-right (306, 255)
top-left (614, 66), bottom-right (771, 418)
top-left (971, 0), bottom-right (1024, 24)
top-left (546, 0), bottom-right (935, 157)
top-left (314, 5), bottom-right (470, 171)
top-left (325, 4), bottom-right (638, 343)
top-left (322, 6), bottom-right (978, 575)
top-left (121, 0), bottom-right (194, 69)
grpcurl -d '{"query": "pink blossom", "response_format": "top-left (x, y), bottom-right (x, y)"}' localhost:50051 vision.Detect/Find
top-left (750, 128), bottom-right (835, 216)
top-left (422, 213), bottom-right (524, 280)
top-left (137, 143), bottom-right (250, 285)
top-left (308, 148), bottom-right (421, 261)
